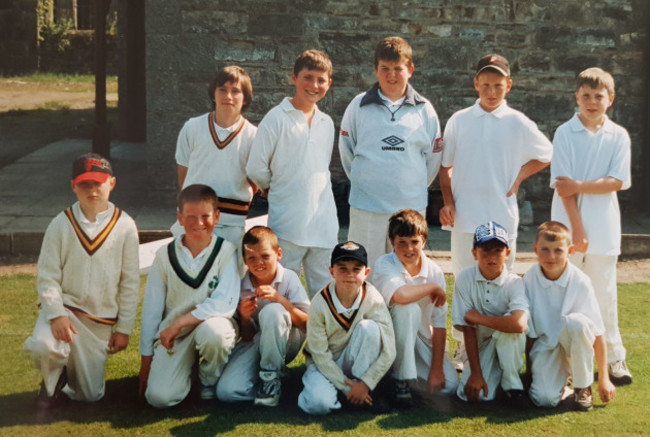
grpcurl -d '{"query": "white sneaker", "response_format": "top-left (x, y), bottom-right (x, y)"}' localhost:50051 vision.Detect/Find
top-left (254, 370), bottom-right (281, 407)
top-left (608, 360), bottom-right (632, 385)
top-left (200, 384), bottom-right (216, 400)
top-left (452, 342), bottom-right (467, 372)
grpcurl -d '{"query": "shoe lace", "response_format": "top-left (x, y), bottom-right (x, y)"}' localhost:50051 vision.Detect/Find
top-left (259, 376), bottom-right (281, 397)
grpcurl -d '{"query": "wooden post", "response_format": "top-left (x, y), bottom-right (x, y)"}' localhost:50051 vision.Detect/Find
top-left (92, 0), bottom-right (111, 158)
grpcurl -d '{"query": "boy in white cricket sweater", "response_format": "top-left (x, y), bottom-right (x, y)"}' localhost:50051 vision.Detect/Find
top-left (298, 241), bottom-right (396, 415)
top-left (524, 221), bottom-right (616, 411)
top-left (24, 153), bottom-right (140, 408)
top-left (217, 226), bottom-right (309, 407)
top-left (138, 184), bottom-right (239, 408)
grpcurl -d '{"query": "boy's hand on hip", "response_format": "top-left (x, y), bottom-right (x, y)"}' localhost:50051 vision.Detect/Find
top-left (108, 332), bottom-right (129, 354)
top-left (51, 316), bottom-right (78, 343)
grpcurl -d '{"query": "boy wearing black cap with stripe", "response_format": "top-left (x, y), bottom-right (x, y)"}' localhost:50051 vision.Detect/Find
top-left (298, 241), bottom-right (396, 415)
top-left (24, 153), bottom-right (140, 408)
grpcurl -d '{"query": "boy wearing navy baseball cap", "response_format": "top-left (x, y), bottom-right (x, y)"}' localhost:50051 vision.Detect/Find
top-left (450, 221), bottom-right (529, 405)
top-left (24, 153), bottom-right (140, 408)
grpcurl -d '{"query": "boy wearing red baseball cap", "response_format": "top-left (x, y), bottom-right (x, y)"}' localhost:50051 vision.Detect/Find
top-left (24, 153), bottom-right (140, 408)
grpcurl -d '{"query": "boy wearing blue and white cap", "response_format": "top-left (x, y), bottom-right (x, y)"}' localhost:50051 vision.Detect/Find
top-left (451, 221), bottom-right (528, 404)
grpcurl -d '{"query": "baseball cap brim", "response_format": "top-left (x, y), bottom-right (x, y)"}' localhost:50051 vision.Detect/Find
top-left (476, 65), bottom-right (510, 77)
top-left (73, 172), bottom-right (111, 185)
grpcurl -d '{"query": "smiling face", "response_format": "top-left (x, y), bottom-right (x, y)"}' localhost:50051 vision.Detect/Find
top-left (329, 259), bottom-right (370, 295)
top-left (575, 85), bottom-right (614, 129)
top-left (71, 177), bottom-right (115, 213)
top-left (177, 200), bottom-right (219, 244)
top-left (534, 236), bottom-right (573, 280)
top-left (391, 234), bottom-right (425, 275)
top-left (374, 59), bottom-right (414, 101)
top-left (474, 70), bottom-right (512, 112)
top-left (291, 68), bottom-right (331, 111)
top-left (243, 240), bottom-right (282, 286)
top-left (472, 240), bottom-right (511, 280)
top-left (214, 80), bottom-right (245, 120)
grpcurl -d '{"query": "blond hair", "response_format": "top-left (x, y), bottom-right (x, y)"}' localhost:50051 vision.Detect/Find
top-left (536, 221), bottom-right (572, 245)
top-left (576, 67), bottom-right (615, 96)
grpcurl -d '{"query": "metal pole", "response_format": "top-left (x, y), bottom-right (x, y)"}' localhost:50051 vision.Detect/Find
top-left (92, 0), bottom-right (111, 158)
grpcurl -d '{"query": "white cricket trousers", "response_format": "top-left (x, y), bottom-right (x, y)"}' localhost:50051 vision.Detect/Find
top-left (529, 313), bottom-right (598, 407)
top-left (298, 319), bottom-right (381, 415)
top-left (145, 316), bottom-right (236, 408)
top-left (390, 303), bottom-right (458, 396)
top-left (24, 309), bottom-right (112, 402)
top-left (456, 331), bottom-right (525, 402)
top-left (570, 253), bottom-right (625, 363)
top-left (217, 303), bottom-right (306, 401)
top-left (278, 239), bottom-right (331, 299)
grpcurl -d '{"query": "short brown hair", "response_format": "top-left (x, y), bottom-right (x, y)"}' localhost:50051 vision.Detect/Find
top-left (374, 36), bottom-right (413, 68)
top-left (293, 50), bottom-right (332, 78)
top-left (388, 209), bottom-right (428, 241)
top-left (177, 184), bottom-right (219, 213)
top-left (208, 65), bottom-right (253, 111)
top-left (242, 226), bottom-right (279, 252)
top-left (576, 67), bottom-right (615, 97)
top-left (536, 221), bottom-right (572, 245)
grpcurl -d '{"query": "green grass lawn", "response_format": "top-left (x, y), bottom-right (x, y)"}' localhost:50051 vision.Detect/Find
top-left (1, 273), bottom-right (648, 436)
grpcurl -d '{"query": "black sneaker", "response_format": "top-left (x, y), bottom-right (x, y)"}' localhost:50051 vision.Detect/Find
top-left (36, 368), bottom-right (68, 409)
top-left (393, 379), bottom-right (413, 408)
top-left (504, 389), bottom-right (531, 409)
top-left (254, 370), bottom-right (281, 407)
top-left (574, 386), bottom-right (593, 412)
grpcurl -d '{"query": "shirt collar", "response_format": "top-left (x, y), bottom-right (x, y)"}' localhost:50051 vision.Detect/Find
top-left (242, 263), bottom-right (286, 291)
top-left (473, 264), bottom-right (508, 286)
top-left (213, 116), bottom-right (243, 133)
top-left (390, 251), bottom-right (427, 279)
top-left (279, 96), bottom-right (323, 120)
top-left (330, 282), bottom-right (363, 313)
top-left (360, 82), bottom-right (427, 107)
top-left (73, 201), bottom-right (115, 224)
top-left (535, 262), bottom-right (571, 289)
top-left (568, 113), bottom-right (615, 134)
top-left (471, 98), bottom-right (509, 119)
top-left (175, 233), bottom-right (214, 261)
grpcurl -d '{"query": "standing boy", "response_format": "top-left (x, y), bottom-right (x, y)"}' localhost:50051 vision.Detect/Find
top-left (440, 54), bottom-right (553, 275)
top-left (451, 222), bottom-right (528, 403)
top-left (525, 221), bottom-right (616, 411)
top-left (550, 67), bottom-right (632, 385)
top-left (339, 36), bottom-right (442, 268)
top-left (247, 50), bottom-right (338, 298)
top-left (24, 153), bottom-right (140, 407)
top-left (371, 209), bottom-right (457, 407)
top-left (139, 185), bottom-right (239, 408)
top-left (298, 242), bottom-right (396, 415)
top-left (217, 226), bottom-right (310, 407)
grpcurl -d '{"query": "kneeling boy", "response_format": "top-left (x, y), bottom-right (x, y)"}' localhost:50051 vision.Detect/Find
top-left (298, 242), bottom-right (396, 415)
top-left (217, 226), bottom-right (310, 406)
top-left (24, 153), bottom-right (140, 407)
top-left (451, 221), bottom-right (528, 403)
top-left (525, 221), bottom-right (615, 411)
top-left (372, 209), bottom-right (457, 407)
top-left (138, 184), bottom-right (239, 408)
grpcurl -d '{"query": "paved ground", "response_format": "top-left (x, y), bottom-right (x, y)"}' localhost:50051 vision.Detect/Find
top-left (1, 139), bottom-right (649, 276)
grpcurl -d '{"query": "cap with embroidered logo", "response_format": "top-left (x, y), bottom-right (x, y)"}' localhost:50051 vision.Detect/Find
top-left (476, 54), bottom-right (510, 77)
top-left (331, 241), bottom-right (368, 266)
top-left (473, 221), bottom-right (509, 249)
top-left (72, 153), bottom-right (113, 185)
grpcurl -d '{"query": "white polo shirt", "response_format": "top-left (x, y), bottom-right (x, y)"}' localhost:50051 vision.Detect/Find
top-left (240, 263), bottom-right (310, 318)
top-left (451, 265), bottom-right (527, 344)
top-left (371, 251), bottom-right (447, 344)
top-left (442, 100), bottom-right (553, 236)
top-left (550, 114), bottom-right (631, 255)
top-left (246, 98), bottom-right (338, 248)
top-left (524, 262), bottom-right (605, 349)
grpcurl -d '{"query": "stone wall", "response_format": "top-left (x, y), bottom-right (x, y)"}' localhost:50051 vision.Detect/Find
top-left (145, 0), bottom-right (648, 220)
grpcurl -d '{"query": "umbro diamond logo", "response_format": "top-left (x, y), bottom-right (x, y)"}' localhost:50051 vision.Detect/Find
top-left (382, 135), bottom-right (404, 146)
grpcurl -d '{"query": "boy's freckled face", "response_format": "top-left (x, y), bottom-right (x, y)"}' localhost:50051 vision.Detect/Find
top-left (474, 70), bottom-right (512, 112)
top-left (177, 200), bottom-right (219, 242)
top-left (291, 68), bottom-right (331, 106)
top-left (392, 235), bottom-right (425, 269)
top-left (71, 177), bottom-right (115, 209)
top-left (329, 259), bottom-right (370, 294)
top-left (533, 237), bottom-right (573, 281)
top-left (374, 60), bottom-right (414, 100)
top-left (575, 85), bottom-right (614, 126)
top-left (214, 80), bottom-right (244, 116)
top-left (243, 241), bottom-right (282, 285)
top-left (472, 242), bottom-right (510, 280)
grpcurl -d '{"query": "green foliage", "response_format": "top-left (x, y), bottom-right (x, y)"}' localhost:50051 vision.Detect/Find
top-left (37, 0), bottom-right (73, 53)
top-left (0, 274), bottom-right (648, 436)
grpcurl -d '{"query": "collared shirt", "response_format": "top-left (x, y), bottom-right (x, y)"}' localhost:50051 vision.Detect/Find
top-left (442, 99), bottom-right (553, 236)
top-left (329, 281), bottom-right (363, 316)
top-left (246, 97), bottom-right (338, 248)
top-left (451, 264), bottom-right (527, 344)
top-left (73, 202), bottom-right (115, 239)
top-left (524, 262), bottom-right (604, 348)
top-left (371, 251), bottom-right (447, 342)
top-left (550, 114), bottom-right (631, 255)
